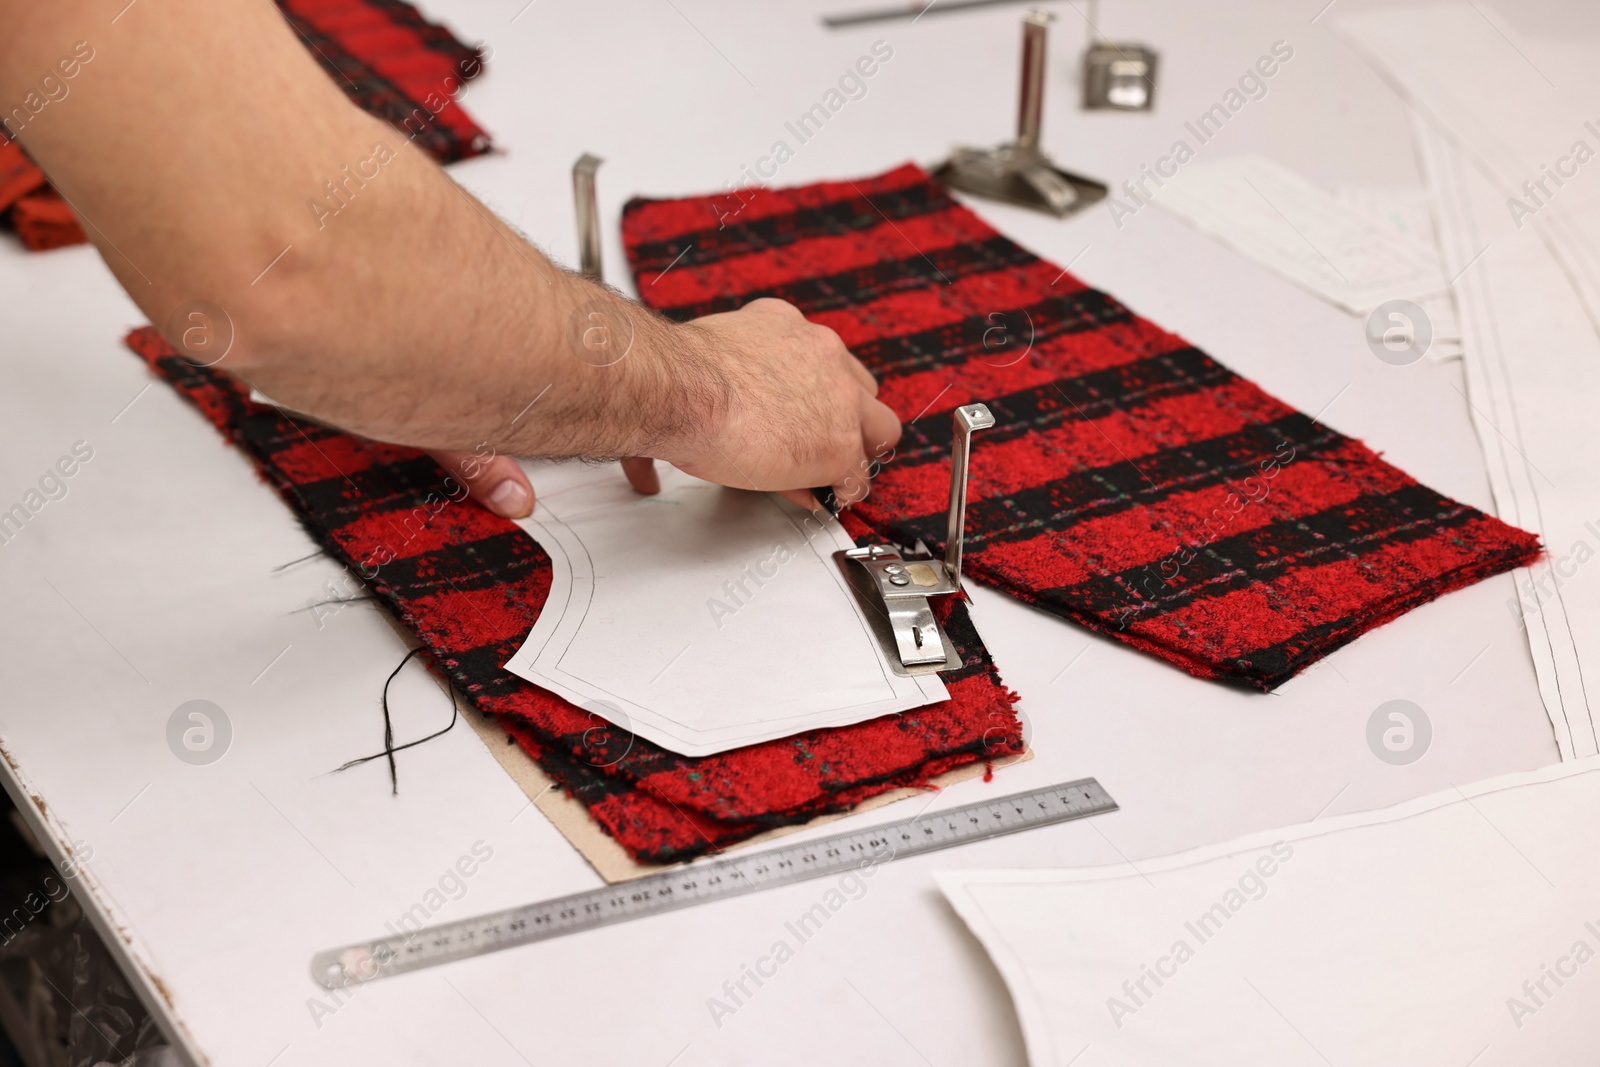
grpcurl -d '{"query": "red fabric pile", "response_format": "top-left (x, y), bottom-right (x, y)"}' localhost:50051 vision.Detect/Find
top-left (623, 164), bottom-right (1542, 689)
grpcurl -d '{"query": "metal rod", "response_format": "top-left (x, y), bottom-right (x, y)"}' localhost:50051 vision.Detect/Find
top-left (944, 404), bottom-right (995, 587)
top-left (1016, 10), bottom-right (1053, 151)
top-left (572, 153), bottom-right (603, 281)
top-left (822, 0), bottom-right (1036, 28)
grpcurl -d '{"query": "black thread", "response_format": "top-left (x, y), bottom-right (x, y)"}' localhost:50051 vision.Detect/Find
top-left (271, 548), bottom-right (327, 572)
top-left (329, 646), bottom-right (461, 795)
top-left (291, 595), bottom-right (377, 613)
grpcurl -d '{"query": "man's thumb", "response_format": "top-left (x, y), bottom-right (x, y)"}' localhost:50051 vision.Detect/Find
top-left (427, 449), bottom-right (534, 519)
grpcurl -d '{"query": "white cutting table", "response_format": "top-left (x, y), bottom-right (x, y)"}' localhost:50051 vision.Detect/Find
top-left (0, 0), bottom-right (1582, 1063)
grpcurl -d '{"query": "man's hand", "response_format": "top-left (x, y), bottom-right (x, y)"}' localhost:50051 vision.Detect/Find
top-left (428, 299), bottom-right (899, 520)
top-left (645, 299), bottom-right (901, 511)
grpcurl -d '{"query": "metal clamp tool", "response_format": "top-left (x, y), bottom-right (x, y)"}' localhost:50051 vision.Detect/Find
top-left (1079, 0), bottom-right (1160, 112)
top-left (931, 10), bottom-right (1107, 219)
top-left (838, 403), bottom-right (994, 674)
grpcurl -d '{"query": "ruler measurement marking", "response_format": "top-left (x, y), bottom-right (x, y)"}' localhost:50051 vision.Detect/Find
top-left (312, 779), bottom-right (1114, 987)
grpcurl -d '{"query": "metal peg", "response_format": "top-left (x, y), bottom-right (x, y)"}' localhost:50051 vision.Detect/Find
top-left (572, 153), bottom-right (603, 281)
top-left (1016, 11), bottom-right (1053, 152)
top-left (944, 403), bottom-right (995, 589)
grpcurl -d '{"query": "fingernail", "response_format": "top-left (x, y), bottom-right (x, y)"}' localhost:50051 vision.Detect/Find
top-left (487, 480), bottom-right (531, 518)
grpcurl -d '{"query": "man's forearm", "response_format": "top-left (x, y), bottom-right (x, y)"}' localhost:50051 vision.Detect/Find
top-left (227, 161), bottom-right (723, 464)
top-left (1, 0), bottom-right (713, 461)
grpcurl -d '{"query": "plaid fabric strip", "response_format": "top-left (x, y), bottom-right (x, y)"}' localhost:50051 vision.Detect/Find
top-left (124, 328), bottom-right (1023, 865)
top-left (3, 0), bottom-right (491, 251)
top-left (622, 163), bottom-right (1542, 689)
top-left (0, 142), bottom-right (45, 212)
top-left (277, 0), bottom-right (491, 164)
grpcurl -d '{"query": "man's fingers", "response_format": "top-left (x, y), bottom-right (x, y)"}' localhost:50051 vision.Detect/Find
top-left (859, 393), bottom-right (903, 459)
top-left (807, 394), bottom-right (902, 511)
top-left (829, 394), bottom-right (902, 508)
top-left (427, 449), bottom-right (534, 519)
top-left (829, 443), bottom-right (877, 508)
top-left (778, 488), bottom-right (824, 511)
top-left (777, 485), bottom-right (861, 515)
top-left (837, 345), bottom-right (879, 396)
top-left (621, 456), bottom-right (660, 495)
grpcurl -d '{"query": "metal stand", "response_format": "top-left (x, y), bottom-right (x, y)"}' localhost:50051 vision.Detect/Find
top-left (573, 153), bottom-right (604, 280)
top-left (932, 11), bottom-right (1107, 219)
top-left (838, 404), bottom-right (994, 674)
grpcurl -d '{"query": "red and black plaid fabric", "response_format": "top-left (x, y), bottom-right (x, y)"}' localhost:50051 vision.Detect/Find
top-left (1, 0), bottom-right (490, 251)
top-left (124, 328), bottom-right (1023, 865)
top-left (277, 0), bottom-right (490, 164)
top-left (622, 163), bottom-right (1542, 689)
top-left (0, 142), bottom-right (61, 249)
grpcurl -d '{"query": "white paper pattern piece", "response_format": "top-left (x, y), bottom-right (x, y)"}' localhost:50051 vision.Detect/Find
top-left (936, 757), bottom-right (1600, 1067)
top-left (1337, 6), bottom-right (1600, 759)
top-left (1417, 125), bottom-right (1600, 761)
top-left (506, 462), bottom-right (946, 757)
top-left (1152, 154), bottom-right (1449, 314)
top-left (1335, 184), bottom-right (1462, 359)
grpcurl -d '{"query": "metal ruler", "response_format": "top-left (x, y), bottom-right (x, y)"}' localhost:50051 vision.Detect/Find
top-left (312, 777), bottom-right (1116, 988)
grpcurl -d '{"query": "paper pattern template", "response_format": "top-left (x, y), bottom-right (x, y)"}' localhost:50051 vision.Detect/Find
top-left (1153, 154), bottom-right (1449, 314)
top-left (937, 758), bottom-right (1600, 1066)
top-left (506, 461), bottom-right (947, 757)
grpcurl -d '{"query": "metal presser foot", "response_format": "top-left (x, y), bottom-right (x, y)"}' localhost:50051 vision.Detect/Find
top-left (932, 10), bottom-right (1107, 219)
top-left (838, 404), bottom-right (994, 676)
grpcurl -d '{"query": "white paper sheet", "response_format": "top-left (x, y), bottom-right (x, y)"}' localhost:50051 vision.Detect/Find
top-left (1336, 7), bottom-right (1600, 760)
top-left (936, 757), bottom-right (1600, 1067)
top-left (1335, 184), bottom-right (1462, 358)
top-left (505, 461), bottom-right (946, 756)
top-left (1334, 185), bottom-right (1437, 247)
top-left (1151, 154), bottom-right (1448, 314)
